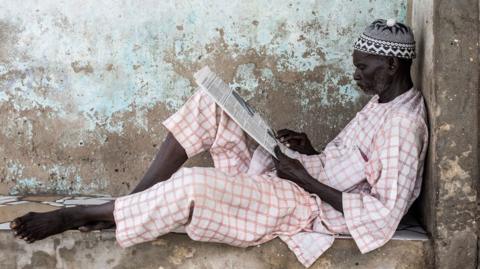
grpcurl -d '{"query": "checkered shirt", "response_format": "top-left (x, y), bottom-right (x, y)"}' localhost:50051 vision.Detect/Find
top-left (114, 88), bottom-right (428, 268)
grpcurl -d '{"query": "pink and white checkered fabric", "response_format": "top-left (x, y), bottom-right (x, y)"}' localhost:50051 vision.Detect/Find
top-left (114, 88), bottom-right (428, 268)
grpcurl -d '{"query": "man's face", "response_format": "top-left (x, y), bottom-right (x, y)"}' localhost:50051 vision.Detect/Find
top-left (352, 50), bottom-right (392, 95)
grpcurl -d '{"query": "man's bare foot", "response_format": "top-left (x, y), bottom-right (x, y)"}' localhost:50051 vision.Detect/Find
top-left (10, 208), bottom-right (88, 243)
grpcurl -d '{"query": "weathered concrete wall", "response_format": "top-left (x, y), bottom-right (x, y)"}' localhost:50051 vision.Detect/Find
top-left (0, 1), bottom-right (408, 196)
top-left (410, 0), bottom-right (436, 236)
top-left (0, 232), bottom-right (433, 269)
top-left (411, 0), bottom-right (479, 268)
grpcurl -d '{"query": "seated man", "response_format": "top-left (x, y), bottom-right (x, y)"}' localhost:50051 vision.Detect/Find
top-left (10, 19), bottom-right (427, 268)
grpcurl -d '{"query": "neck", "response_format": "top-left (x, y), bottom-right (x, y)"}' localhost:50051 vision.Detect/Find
top-left (378, 73), bottom-right (413, 103)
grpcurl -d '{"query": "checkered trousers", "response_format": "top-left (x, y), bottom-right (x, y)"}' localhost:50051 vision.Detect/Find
top-left (114, 89), bottom-right (321, 265)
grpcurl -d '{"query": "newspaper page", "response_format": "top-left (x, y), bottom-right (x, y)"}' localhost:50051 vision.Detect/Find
top-left (194, 66), bottom-right (292, 158)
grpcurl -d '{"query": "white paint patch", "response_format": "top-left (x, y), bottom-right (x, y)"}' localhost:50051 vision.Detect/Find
top-left (439, 123), bottom-right (452, 131)
top-left (0, 0), bottom-right (407, 194)
top-left (439, 156), bottom-right (475, 201)
top-left (230, 63), bottom-right (259, 99)
top-left (0, 0), bottom-right (405, 135)
top-left (440, 156), bottom-right (469, 181)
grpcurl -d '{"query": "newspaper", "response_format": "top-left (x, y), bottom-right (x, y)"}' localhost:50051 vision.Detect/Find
top-left (194, 66), bottom-right (292, 158)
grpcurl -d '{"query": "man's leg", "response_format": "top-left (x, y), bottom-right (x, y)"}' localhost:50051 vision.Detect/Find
top-left (11, 88), bottom-right (257, 242)
top-left (10, 201), bottom-right (115, 243)
top-left (162, 88), bottom-right (256, 175)
top-left (113, 167), bottom-right (317, 248)
top-left (129, 132), bottom-right (188, 194)
top-left (78, 132), bottom-right (188, 232)
top-left (10, 131), bottom-right (188, 242)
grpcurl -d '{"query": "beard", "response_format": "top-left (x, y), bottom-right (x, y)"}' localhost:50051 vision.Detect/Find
top-left (371, 69), bottom-right (393, 95)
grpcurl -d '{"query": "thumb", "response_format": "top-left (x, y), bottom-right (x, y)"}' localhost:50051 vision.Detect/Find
top-left (274, 146), bottom-right (284, 159)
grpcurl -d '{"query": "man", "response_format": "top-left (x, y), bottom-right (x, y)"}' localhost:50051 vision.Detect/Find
top-left (10, 19), bottom-right (427, 267)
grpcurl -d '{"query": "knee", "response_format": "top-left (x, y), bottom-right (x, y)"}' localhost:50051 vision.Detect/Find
top-left (172, 167), bottom-right (211, 198)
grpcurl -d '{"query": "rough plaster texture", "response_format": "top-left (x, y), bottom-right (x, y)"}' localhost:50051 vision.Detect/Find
top-left (0, 232), bottom-right (432, 269)
top-left (410, 0), bottom-right (436, 237)
top-left (0, 1), bottom-right (408, 196)
top-left (411, 0), bottom-right (479, 268)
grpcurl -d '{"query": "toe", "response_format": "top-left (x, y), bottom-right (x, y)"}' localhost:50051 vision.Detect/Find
top-left (11, 213), bottom-right (31, 228)
top-left (25, 234), bottom-right (36, 243)
top-left (17, 230), bottom-right (28, 239)
top-left (16, 225), bottom-right (31, 239)
top-left (11, 220), bottom-right (26, 232)
top-left (12, 229), bottom-right (19, 237)
top-left (9, 220), bottom-right (18, 229)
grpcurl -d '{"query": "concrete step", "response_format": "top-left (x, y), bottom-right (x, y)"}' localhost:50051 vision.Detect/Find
top-left (0, 195), bottom-right (433, 269)
top-left (0, 231), bottom-right (432, 269)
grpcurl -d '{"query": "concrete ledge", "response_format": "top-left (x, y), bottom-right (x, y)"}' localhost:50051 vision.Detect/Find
top-left (0, 231), bottom-right (432, 269)
top-left (0, 195), bottom-right (429, 240)
top-left (0, 195), bottom-right (432, 268)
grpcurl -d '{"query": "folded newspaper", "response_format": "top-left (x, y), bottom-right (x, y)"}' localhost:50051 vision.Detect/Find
top-left (194, 66), bottom-right (293, 159)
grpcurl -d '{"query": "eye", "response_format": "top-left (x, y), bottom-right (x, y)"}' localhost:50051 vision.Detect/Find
top-left (357, 64), bottom-right (366, 70)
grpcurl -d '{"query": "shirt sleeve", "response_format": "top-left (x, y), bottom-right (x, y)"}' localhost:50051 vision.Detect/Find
top-left (342, 115), bottom-right (427, 253)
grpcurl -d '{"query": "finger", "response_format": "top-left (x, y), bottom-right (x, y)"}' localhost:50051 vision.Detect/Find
top-left (288, 145), bottom-right (302, 152)
top-left (278, 134), bottom-right (295, 143)
top-left (272, 155), bottom-right (279, 167)
top-left (278, 134), bottom-right (292, 142)
top-left (277, 134), bottom-right (290, 143)
top-left (276, 129), bottom-right (293, 138)
top-left (280, 134), bottom-right (305, 144)
top-left (272, 156), bottom-right (282, 171)
top-left (274, 146), bottom-right (287, 160)
top-left (277, 130), bottom-right (303, 142)
top-left (274, 146), bottom-right (282, 159)
top-left (288, 133), bottom-right (305, 140)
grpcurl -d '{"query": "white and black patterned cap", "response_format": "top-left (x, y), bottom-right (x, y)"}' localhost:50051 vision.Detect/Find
top-left (354, 19), bottom-right (416, 59)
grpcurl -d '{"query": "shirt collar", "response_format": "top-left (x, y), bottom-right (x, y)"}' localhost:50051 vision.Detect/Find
top-left (369, 87), bottom-right (415, 107)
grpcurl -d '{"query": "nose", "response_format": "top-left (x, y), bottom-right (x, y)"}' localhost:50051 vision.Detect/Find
top-left (353, 69), bottom-right (361, 81)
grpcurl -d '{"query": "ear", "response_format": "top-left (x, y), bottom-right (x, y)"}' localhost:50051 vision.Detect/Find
top-left (387, 57), bottom-right (399, 75)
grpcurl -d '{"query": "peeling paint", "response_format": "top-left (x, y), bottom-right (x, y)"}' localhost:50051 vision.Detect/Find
top-left (438, 123), bottom-right (452, 131)
top-left (0, 1), bottom-right (407, 195)
top-left (439, 156), bottom-right (476, 202)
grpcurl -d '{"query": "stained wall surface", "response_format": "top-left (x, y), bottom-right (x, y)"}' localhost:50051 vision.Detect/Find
top-left (411, 0), bottom-right (479, 268)
top-left (0, 1), bottom-right (407, 196)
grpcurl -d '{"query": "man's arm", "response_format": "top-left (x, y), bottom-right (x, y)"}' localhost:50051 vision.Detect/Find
top-left (273, 147), bottom-right (343, 213)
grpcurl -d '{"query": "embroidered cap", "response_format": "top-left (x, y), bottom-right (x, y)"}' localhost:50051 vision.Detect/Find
top-left (354, 19), bottom-right (416, 59)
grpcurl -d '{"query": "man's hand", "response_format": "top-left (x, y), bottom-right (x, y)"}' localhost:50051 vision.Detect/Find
top-left (273, 146), bottom-right (315, 189)
top-left (273, 146), bottom-right (344, 213)
top-left (276, 129), bottom-right (318, 155)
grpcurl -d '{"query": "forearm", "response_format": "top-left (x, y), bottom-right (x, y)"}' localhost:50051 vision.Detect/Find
top-left (301, 175), bottom-right (343, 213)
top-left (130, 132), bottom-right (188, 194)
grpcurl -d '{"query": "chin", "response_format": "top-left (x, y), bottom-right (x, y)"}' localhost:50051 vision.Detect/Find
top-left (360, 87), bottom-right (376, 95)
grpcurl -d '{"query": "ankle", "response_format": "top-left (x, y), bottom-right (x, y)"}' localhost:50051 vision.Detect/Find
top-left (59, 207), bottom-right (89, 228)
